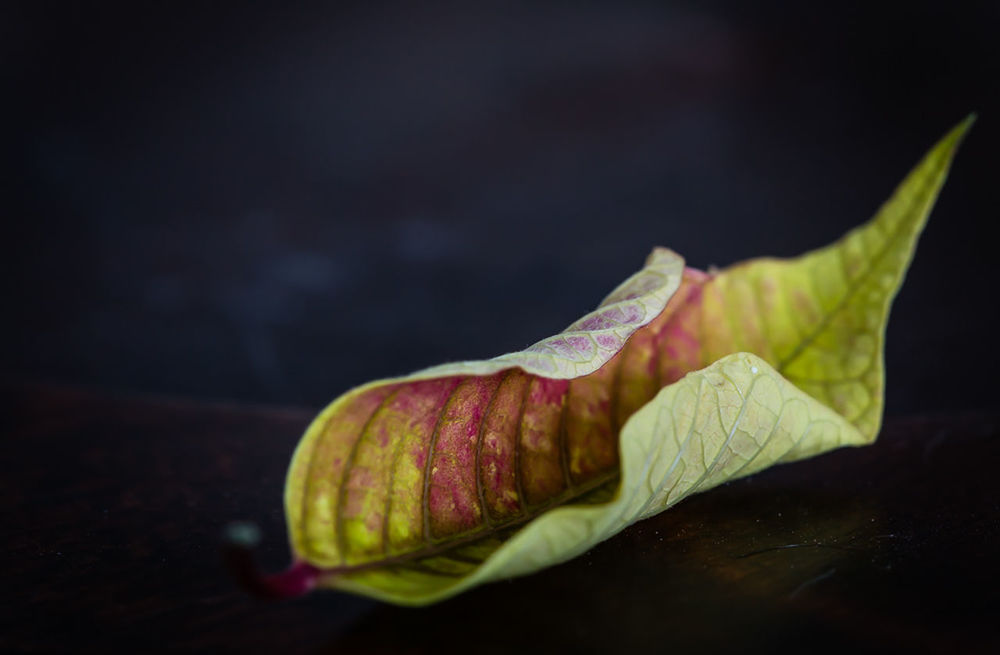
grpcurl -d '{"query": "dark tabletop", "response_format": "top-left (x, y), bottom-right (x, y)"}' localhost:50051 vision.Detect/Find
top-left (2, 384), bottom-right (997, 653)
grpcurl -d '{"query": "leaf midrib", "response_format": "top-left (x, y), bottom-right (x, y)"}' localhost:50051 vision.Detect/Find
top-left (774, 171), bottom-right (933, 374)
top-left (321, 470), bottom-right (621, 579)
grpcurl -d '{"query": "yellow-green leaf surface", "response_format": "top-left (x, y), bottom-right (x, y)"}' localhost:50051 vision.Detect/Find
top-left (691, 115), bottom-right (974, 439)
top-left (261, 117), bottom-right (971, 606)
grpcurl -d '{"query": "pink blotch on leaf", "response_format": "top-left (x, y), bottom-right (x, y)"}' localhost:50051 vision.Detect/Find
top-left (412, 445), bottom-right (428, 470)
top-left (619, 304), bottom-right (643, 324)
top-left (364, 511), bottom-right (383, 533)
top-left (576, 313), bottom-right (616, 330)
top-left (531, 377), bottom-right (570, 406)
top-left (544, 338), bottom-right (578, 359)
top-left (595, 333), bottom-right (620, 350)
top-left (467, 404), bottom-right (483, 438)
top-left (376, 426), bottom-right (390, 448)
top-left (665, 322), bottom-right (699, 352)
top-left (566, 336), bottom-right (594, 357)
top-left (343, 467), bottom-right (374, 515)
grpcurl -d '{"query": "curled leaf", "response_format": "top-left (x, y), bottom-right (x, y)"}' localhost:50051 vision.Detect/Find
top-left (284, 247), bottom-right (685, 573)
top-left (236, 117), bottom-right (972, 605)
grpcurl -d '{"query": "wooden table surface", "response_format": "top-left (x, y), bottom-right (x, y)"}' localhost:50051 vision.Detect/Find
top-left (2, 384), bottom-right (997, 653)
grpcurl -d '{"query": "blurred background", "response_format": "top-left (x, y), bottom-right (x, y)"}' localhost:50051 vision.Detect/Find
top-left (4, 0), bottom-right (997, 415)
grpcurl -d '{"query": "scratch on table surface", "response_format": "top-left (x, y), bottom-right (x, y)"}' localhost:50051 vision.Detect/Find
top-left (923, 428), bottom-right (951, 462)
top-left (789, 567), bottom-right (836, 599)
top-left (735, 542), bottom-right (860, 558)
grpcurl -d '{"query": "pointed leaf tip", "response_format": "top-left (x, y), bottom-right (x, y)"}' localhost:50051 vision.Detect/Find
top-left (687, 119), bottom-right (972, 441)
top-left (958, 111), bottom-right (977, 134)
top-left (940, 113), bottom-right (976, 158)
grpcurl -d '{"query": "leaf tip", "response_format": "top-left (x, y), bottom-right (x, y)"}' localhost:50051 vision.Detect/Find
top-left (951, 112), bottom-right (977, 145)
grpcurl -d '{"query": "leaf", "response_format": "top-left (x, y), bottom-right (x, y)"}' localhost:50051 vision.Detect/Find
top-left (231, 117), bottom-right (972, 605)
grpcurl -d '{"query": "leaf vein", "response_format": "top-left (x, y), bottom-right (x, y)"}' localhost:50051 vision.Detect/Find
top-left (776, 170), bottom-right (934, 372)
top-left (475, 373), bottom-right (507, 529)
top-left (422, 381), bottom-right (463, 544)
top-left (335, 389), bottom-right (400, 561)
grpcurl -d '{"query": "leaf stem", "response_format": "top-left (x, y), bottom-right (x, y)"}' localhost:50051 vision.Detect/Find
top-left (223, 522), bottom-right (319, 599)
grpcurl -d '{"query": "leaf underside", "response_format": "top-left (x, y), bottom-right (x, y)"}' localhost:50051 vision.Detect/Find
top-left (281, 117), bottom-right (972, 605)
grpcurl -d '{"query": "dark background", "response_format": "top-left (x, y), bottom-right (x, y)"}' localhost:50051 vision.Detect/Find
top-left (5, 1), bottom-right (998, 413)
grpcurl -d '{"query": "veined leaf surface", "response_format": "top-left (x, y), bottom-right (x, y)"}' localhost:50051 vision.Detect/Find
top-left (244, 117), bottom-right (972, 605)
top-left (669, 116), bottom-right (973, 439)
top-left (285, 248), bottom-right (686, 569)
